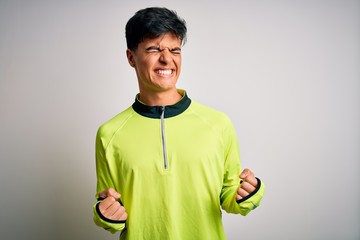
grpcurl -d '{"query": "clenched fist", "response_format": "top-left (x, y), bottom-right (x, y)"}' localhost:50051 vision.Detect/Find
top-left (98, 188), bottom-right (128, 221)
top-left (236, 168), bottom-right (258, 201)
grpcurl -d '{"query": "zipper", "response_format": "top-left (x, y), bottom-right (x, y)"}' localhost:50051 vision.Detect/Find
top-left (160, 106), bottom-right (168, 169)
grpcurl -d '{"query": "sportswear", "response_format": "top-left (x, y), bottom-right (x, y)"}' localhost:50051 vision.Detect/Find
top-left (93, 90), bottom-right (265, 239)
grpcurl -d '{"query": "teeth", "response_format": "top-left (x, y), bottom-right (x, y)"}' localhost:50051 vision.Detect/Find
top-left (157, 69), bottom-right (172, 75)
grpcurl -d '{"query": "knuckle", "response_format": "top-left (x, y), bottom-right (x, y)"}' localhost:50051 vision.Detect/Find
top-left (239, 188), bottom-right (249, 197)
top-left (247, 182), bottom-right (254, 188)
top-left (121, 212), bottom-right (128, 220)
top-left (99, 205), bottom-right (106, 212)
top-left (113, 201), bottom-right (121, 208)
top-left (99, 206), bottom-right (109, 216)
top-left (241, 182), bottom-right (250, 189)
top-left (99, 200), bottom-right (109, 208)
top-left (241, 192), bottom-right (249, 198)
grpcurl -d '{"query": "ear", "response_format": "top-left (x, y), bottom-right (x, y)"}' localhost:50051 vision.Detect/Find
top-left (126, 49), bottom-right (135, 68)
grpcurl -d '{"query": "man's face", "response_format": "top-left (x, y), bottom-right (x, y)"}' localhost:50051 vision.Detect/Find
top-left (127, 33), bottom-right (182, 94)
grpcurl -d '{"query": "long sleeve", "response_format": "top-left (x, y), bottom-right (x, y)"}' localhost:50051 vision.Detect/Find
top-left (220, 117), bottom-right (265, 215)
top-left (93, 128), bottom-right (126, 233)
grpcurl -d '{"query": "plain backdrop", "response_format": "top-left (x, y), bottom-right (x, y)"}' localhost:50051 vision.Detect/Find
top-left (0, 0), bottom-right (359, 239)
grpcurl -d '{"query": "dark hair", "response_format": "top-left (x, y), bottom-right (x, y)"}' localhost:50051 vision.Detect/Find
top-left (125, 7), bottom-right (187, 51)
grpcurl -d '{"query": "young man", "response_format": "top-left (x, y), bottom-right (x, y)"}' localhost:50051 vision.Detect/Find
top-left (93, 7), bottom-right (265, 239)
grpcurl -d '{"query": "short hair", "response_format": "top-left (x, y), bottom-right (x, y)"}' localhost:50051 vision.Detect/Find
top-left (125, 7), bottom-right (187, 51)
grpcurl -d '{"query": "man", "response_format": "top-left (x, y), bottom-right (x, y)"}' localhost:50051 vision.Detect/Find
top-left (93, 7), bottom-right (265, 239)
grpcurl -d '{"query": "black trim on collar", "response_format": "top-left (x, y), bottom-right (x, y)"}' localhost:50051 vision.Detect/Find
top-left (132, 91), bottom-right (191, 119)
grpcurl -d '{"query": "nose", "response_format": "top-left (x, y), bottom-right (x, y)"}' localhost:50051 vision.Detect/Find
top-left (159, 48), bottom-right (172, 64)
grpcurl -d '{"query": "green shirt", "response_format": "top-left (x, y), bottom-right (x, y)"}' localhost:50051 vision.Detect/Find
top-left (93, 90), bottom-right (265, 239)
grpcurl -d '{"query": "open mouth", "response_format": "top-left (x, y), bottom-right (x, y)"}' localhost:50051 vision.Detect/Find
top-left (156, 69), bottom-right (173, 76)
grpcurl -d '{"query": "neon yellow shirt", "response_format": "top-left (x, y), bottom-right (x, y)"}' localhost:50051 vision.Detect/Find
top-left (93, 90), bottom-right (265, 239)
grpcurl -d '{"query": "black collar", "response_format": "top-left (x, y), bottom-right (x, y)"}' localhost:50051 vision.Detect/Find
top-left (132, 91), bottom-right (191, 119)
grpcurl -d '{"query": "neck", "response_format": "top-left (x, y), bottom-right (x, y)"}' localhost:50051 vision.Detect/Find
top-left (138, 89), bottom-right (182, 106)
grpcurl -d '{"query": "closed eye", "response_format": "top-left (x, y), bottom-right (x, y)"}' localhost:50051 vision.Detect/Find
top-left (146, 46), bottom-right (161, 53)
top-left (145, 46), bottom-right (181, 55)
top-left (170, 47), bottom-right (181, 54)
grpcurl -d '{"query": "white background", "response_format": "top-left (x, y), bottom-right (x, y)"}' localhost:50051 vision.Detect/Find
top-left (0, 0), bottom-right (359, 239)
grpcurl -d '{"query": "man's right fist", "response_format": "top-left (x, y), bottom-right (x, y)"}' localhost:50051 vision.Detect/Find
top-left (98, 188), bottom-right (128, 221)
